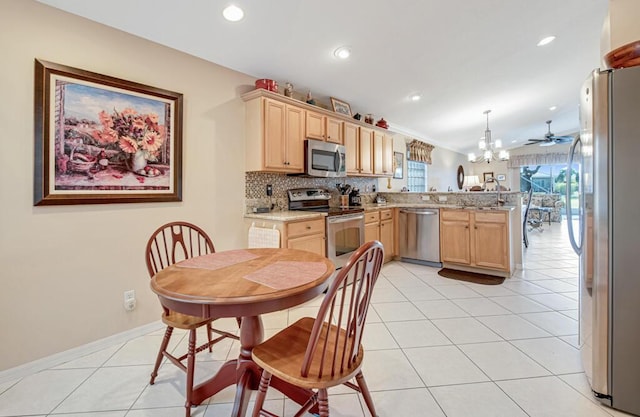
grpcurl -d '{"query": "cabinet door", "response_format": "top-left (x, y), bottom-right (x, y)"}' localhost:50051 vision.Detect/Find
top-left (263, 98), bottom-right (287, 170)
top-left (373, 130), bottom-right (384, 175)
top-left (474, 221), bottom-right (508, 270)
top-left (382, 134), bottom-right (394, 175)
top-left (364, 221), bottom-right (379, 243)
top-left (440, 220), bottom-right (471, 264)
top-left (287, 234), bottom-right (326, 256)
top-left (380, 219), bottom-right (394, 261)
top-left (306, 111), bottom-right (325, 140)
top-left (285, 105), bottom-right (305, 172)
top-left (326, 117), bottom-right (343, 144)
top-left (344, 122), bottom-right (360, 174)
top-left (359, 127), bottom-right (374, 175)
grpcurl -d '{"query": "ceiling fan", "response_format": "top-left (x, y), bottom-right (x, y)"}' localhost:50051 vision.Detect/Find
top-left (525, 120), bottom-right (574, 146)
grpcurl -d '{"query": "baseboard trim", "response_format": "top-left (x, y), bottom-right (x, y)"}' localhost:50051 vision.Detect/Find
top-left (0, 321), bottom-right (164, 385)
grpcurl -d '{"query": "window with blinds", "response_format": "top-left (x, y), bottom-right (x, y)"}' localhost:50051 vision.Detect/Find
top-left (407, 159), bottom-right (427, 192)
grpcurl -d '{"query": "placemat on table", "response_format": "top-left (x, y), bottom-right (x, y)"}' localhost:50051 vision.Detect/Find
top-left (177, 250), bottom-right (259, 271)
top-left (243, 261), bottom-right (328, 290)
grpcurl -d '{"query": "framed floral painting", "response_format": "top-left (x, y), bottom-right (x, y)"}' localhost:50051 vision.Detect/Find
top-left (34, 59), bottom-right (183, 205)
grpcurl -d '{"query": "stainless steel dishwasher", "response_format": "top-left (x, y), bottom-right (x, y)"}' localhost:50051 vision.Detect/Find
top-left (398, 208), bottom-right (442, 266)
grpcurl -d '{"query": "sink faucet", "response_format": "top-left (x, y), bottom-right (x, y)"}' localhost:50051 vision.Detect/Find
top-left (484, 176), bottom-right (505, 206)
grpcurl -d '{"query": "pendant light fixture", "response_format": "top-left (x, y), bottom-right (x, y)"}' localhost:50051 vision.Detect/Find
top-left (468, 110), bottom-right (509, 163)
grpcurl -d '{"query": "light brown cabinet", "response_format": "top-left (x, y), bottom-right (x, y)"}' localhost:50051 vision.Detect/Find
top-left (364, 210), bottom-right (380, 242)
top-left (286, 218), bottom-right (326, 256)
top-left (344, 122), bottom-right (360, 175)
top-left (246, 217), bottom-right (325, 257)
top-left (245, 97), bottom-right (305, 173)
top-left (373, 131), bottom-right (394, 176)
top-left (306, 110), bottom-right (344, 144)
top-left (243, 89), bottom-right (391, 176)
top-left (440, 209), bottom-right (510, 273)
top-left (364, 209), bottom-right (394, 262)
top-left (358, 127), bottom-right (374, 175)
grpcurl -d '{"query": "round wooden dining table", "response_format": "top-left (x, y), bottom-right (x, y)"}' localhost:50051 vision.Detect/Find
top-left (150, 247), bottom-right (335, 417)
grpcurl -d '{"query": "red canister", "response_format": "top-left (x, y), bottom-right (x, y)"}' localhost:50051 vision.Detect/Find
top-left (255, 79), bottom-right (278, 92)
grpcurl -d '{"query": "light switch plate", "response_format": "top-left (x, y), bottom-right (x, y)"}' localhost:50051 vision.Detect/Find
top-left (438, 196), bottom-right (447, 202)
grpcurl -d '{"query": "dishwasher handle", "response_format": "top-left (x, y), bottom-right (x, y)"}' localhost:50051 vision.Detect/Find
top-left (399, 209), bottom-right (438, 215)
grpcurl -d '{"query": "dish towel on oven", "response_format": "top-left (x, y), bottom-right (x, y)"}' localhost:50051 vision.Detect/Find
top-left (248, 223), bottom-right (281, 248)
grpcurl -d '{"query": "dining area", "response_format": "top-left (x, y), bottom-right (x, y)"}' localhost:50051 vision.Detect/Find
top-left (146, 221), bottom-right (384, 417)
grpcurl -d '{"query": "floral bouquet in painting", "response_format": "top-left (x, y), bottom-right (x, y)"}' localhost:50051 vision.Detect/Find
top-left (92, 107), bottom-right (165, 176)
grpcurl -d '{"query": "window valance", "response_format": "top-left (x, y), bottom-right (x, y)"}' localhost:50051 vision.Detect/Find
top-left (407, 139), bottom-right (434, 164)
top-left (507, 152), bottom-right (568, 168)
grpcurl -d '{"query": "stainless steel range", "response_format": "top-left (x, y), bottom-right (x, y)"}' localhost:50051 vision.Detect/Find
top-left (288, 188), bottom-right (364, 269)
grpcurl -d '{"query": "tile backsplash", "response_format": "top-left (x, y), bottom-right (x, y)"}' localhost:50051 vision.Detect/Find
top-left (245, 172), bottom-right (377, 212)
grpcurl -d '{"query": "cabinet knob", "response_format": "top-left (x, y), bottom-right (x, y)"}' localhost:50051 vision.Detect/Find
top-left (306, 225), bottom-right (311, 229)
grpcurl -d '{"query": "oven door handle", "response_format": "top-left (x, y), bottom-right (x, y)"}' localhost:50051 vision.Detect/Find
top-left (327, 214), bottom-right (364, 224)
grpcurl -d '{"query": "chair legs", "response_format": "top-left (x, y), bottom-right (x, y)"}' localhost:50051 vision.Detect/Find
top-left (252, 370), bottom-right (272, 417)
top-left (184, 329), bottom-right (196, 417)
top-left (355, 372), bottom-right (378, 417)
top-left (150, 326), bottom-right (174, 385)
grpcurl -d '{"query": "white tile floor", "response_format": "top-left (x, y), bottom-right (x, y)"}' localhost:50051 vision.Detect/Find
top-left (0, 222), bottom-right (635, 417)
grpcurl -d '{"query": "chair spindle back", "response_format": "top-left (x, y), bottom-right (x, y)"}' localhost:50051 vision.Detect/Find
top-left (301, 240), bottom-right (384, 379)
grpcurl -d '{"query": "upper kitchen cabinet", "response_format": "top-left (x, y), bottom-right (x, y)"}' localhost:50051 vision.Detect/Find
top-left (245, 96), bottom-right (305, 173)
top-left (243, 89), bottom-right (393, 176)
top-left (358, 126), bottom-right (374, 175)
top-left (373, 131), bottom-right (393, 176)
top-left (306, 110), bottom-right (344, 144)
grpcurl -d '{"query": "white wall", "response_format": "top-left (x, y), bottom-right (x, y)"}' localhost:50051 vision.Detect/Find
top-left (0, 0), bottom-right (254, 370)
top-left (379, 134), bottom-right (469, 192)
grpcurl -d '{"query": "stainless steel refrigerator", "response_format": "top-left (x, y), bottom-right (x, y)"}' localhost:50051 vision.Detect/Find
top-left (568, 65), bottom-right (640, 416)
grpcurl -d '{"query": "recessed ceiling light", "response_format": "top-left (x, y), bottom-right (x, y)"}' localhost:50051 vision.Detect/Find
top-left (223, 5), bottom-right (244, 22)
top-left (410, 94), bottom-right (421, 102)
top-left (537, 36), bottom-right (556, 46)
top-left (549, 105), bottom-right (557, 111)
top-left (333, 46), bottom-right (351, 59)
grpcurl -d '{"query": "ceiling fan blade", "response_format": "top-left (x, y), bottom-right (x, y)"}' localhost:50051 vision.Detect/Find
top-left (549, 135), bottom-right (574, 141)
top-left (525, 141), bottom-right (540, 145)
top-left (526, 139), bottom-right (546, 142)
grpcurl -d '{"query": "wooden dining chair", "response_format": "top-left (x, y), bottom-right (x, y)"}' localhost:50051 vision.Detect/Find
top-left (145, 221), bottom-right (240, 417)
top-left (251, 240), bottom-right (385, 417)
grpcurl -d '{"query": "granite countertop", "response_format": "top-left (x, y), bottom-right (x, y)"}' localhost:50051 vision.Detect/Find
top-left (244, 211), bottom-right (326, 221)
top-left (245, 204), bottom-right (515, 220)
top-left (360, 203), bottom-right (516, 212)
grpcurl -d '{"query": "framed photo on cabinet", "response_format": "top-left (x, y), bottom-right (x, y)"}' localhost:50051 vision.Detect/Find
top-left (330, 97), bottom-right (352, 117)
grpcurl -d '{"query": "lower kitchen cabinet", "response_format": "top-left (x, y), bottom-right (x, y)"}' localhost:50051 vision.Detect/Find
top-left (245, 217), bottom-right (325, 257)
top-left (364, 209), bottom-right (394, 262)
top-left (285, 218), bottom-right (326, 256)
top-left (440, 209), bottom-right (511, 275)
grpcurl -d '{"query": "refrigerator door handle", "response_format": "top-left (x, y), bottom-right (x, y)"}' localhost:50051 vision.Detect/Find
top-left (567, 135), bottom-right (583, 255)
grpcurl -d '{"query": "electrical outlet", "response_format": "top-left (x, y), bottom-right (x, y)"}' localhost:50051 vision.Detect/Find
top-left (123, 290), bottom-right (136, 311)
top-left (266, 184), bottom-right (273, 196)
top-left (438, 196), bottom-right (448, 202)
top-left (421, 195), bottom-right (430, 201)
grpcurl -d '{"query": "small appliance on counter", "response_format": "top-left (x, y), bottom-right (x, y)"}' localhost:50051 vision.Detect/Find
top-left (374, 195), bottom-right (386, 204)
top-left (349, 188), bottom-right (361, 206)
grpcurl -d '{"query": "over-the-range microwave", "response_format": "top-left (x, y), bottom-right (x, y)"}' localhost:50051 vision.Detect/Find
top-left (304, 139), bottom-right (346, 178)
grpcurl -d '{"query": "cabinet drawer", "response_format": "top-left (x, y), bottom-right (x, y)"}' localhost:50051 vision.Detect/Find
top-left (287, 218), bottom-right (325, 238)
top-left (364, 211), bottom-right (380, 224)
top-left (441, 210), bottom-right (469, 221)
top-left (474, 211), bottom-right (507, 223)
top-left (380, 209), bottom-right (393, 220)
